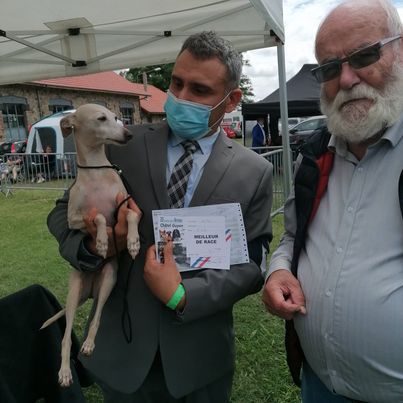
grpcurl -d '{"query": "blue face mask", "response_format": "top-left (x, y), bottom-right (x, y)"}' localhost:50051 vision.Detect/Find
top-left (164, 90), bottom-right (231, 140)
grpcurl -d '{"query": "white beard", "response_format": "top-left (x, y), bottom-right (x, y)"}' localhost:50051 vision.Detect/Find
top-left (320, 63), bottom-right (403, 144)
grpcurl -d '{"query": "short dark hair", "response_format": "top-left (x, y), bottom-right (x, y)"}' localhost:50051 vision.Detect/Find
top-left (179, 31), bottom-right (242, 89)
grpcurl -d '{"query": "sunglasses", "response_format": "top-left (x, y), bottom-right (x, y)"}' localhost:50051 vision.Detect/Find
top-left (311, 34), bottom-right (402, 83)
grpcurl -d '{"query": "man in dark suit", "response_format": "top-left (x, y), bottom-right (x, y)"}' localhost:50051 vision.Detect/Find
top-left (48, 31), bottom-right (273, 402)
top-left (252, 117), bottom-right (268, 153)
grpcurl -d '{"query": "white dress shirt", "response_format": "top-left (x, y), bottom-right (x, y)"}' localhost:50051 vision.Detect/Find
top-left (167, 129), bottom-right (219, 207)
top-left (269, 116), bottom-right (403, 402)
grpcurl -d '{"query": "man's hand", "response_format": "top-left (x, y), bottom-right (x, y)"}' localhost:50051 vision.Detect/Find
top-left (262, 269), bottom-right (306, 320)
top-left (144, 242), bottom-right (185, 310)
top-left (83, 192), bottom-right (142, 258)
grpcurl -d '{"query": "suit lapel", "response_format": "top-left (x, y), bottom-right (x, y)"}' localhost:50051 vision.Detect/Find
top-left (145, 124), bottom-right (170, 209)
top-left (190, 131), bottom-right (235, 207)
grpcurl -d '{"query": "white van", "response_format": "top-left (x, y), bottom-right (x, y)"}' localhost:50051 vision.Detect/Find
top-left (26, 110), bottom-right (78, 178)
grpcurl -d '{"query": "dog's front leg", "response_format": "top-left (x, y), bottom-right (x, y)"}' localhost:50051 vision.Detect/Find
top-left (94, 213), bottom-right (108, 258)
top-left (81, 259), bottom-right (117, 356)
top-left (59, 269), bottom-right (86, 387)
top-left (127, 209), bottom-right (140, 259)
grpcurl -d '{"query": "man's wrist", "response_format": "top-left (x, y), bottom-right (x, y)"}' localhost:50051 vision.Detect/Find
top-left (166, 283), bottom-right (186, 310)
top-left (77, 238), bottom-right (105, 272)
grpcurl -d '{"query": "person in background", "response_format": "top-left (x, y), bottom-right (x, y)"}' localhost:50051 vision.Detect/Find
top-left (1, 154), bottom-right (22, 183)
top-left (48, 31), bottom-right (273, 403)
top-left (262, 0), bottom-right (403, 402)
top-left (35, 145), bottom-right (55, 183)
top-left (252, 117), bottom-right (269, 153)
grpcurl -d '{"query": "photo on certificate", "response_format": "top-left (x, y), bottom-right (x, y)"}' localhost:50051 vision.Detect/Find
top-left (156, 216), bottom-right (191, 269)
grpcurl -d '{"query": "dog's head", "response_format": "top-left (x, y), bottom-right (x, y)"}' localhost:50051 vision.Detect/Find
top-left (60, 104), bottom-right (133, 147)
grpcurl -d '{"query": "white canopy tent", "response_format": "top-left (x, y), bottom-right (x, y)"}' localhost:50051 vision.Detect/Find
top-left (0, 0), bottom-right (292, 195)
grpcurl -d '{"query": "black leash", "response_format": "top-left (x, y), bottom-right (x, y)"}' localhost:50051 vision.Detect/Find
top-left (77, 163), bottom-right (134, 343)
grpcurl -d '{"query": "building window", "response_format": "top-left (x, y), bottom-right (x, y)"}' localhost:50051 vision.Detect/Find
top-left (48, 98), bottom-right (73, 114)
top-left (120, 102), bottom-right (134, 125)
top-left (0, 96), bottom-right (28, 141)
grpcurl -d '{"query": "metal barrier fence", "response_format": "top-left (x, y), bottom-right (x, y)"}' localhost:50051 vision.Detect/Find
top-left (1, 149), bottom-right (291, 218)
top-left (261, 148), bottom-right (289, 217)
top-left (0, 152), bottom-right (77, 196)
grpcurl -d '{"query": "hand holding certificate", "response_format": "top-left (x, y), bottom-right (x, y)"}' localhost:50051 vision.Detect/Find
top-left (152, 203), bottom-right (249, 272)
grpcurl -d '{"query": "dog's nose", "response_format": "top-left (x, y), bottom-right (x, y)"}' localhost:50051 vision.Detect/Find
top-left (124, 128), bottom-right (133, 141)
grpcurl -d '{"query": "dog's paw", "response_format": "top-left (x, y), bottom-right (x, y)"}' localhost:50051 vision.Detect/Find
top-left (127, 236), bottom-right (140, 259)
top-left (58, 367), bottom-right (73, 387)
top-left (96, 237), bottom-right (108, 258)
top-left (81, 339), bottom-right (95, 356)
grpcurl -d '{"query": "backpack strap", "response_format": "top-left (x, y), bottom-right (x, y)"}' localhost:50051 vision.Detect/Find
top-left (309, 151), bottom-right (334, 222)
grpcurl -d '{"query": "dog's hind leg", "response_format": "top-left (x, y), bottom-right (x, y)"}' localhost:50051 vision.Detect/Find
top-left (81, 260), bottom-right (117, 356)
top-left (59, 269), bottom-right (88, 387)
top-left (127, 209), bottom-right (141, 259)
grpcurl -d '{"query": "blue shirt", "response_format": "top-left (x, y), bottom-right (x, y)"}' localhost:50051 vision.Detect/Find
top-left (167, 130), bottom-right (219, 207)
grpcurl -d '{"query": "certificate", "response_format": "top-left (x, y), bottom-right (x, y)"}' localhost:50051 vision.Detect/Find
top-left (152, 203), bottom-right (249, 272)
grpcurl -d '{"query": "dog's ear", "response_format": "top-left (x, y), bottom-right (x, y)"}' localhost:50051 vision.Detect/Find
top-left (60, 114), bottom-right (75, 137)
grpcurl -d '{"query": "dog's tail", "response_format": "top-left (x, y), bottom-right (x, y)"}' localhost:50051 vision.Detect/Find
top-left (40, 308), bottom-right (66, 330)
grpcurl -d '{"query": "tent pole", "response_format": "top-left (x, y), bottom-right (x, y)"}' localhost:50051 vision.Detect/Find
top-left (277, 43), bottom-right (292, 198)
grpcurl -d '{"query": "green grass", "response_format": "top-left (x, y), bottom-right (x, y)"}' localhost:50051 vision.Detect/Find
top-left (0, 190), bottom-right (300, 402)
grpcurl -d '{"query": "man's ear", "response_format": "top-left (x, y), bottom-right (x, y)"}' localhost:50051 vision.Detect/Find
top-left (225, 88), bottom-right (242, 113)
top-left (60, 114), bottom-right (75, 137)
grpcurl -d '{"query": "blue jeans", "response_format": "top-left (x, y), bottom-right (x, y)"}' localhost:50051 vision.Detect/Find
top-left (301, 361), bottom-right (359, 403)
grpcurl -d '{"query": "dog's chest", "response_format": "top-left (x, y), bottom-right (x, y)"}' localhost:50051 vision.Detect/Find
top-left (68, 170), bottom-right (127, 229)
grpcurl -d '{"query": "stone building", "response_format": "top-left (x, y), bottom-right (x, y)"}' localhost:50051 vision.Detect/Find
top-left (0, 71), bottom-right (167, 142)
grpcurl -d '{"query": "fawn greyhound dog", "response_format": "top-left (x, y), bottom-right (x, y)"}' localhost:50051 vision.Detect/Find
top-left (41, 104), bottom-right (141, 387)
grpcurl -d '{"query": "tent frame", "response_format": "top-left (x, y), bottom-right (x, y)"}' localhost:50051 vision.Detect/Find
top-left (0, 0), bottom-right (292, 197)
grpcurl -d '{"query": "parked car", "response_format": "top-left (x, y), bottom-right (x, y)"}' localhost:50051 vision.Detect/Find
top-left (288, 116), bottom-right (327, 148)
top-left (278, 117), bottom-right (305, 135)
top-left (0, 139), bottom-right (27, 156)
top-left (222, 126), bottom-right (236, 139)
top-left (0, 141), bottom-right (12, 156)
top-left (222, 110), bottom-right (242, 138)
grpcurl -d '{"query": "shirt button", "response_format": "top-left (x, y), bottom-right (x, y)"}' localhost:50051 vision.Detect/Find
top-left (358, 167), bottom-right (363, 172)
top-left (347, 206), bottom-right (353, 212)
top-left (336, 247), bottom-right (342, 253)
top-left (325, 290), bottom-right (332, 297)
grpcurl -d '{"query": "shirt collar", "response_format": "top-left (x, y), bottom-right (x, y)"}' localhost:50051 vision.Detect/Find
top-left (381, 115), bottom-right (403, 147)
top-left (328, 114), bottom-right (403, 157)
top-left (169, 128), bottom-right (220, 155)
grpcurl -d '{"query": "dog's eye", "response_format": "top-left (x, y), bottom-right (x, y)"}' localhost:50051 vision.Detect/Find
top-left (98, 115), bottom-right (107, 122)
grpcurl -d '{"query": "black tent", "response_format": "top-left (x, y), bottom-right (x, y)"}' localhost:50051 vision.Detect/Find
top-left (242, 63), bottom-right (322, 144)
top-left (242, 63), bottom-right (322, 118)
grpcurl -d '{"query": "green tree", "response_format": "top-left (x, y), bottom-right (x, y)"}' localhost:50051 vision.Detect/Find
top-left (240, 58), bottom-right (255, 103)
top-left (123, 64), bottom-right (174, 91)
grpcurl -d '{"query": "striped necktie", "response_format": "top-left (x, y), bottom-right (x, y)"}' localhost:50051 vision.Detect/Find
top-left (167, 140), bottom-right (199, 208)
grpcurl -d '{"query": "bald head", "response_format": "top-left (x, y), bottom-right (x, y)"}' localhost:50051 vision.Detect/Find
top-left (315, 0), bottom-right (402, 59)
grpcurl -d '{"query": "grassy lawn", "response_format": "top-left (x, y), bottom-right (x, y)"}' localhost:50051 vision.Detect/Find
top-left (0, 190), bottom-right (300, 402)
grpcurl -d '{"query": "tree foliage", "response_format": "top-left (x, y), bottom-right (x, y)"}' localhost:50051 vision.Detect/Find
top-left (123, 64), bottom-right (174, 92)
top-left (240, 58), bottom-right (255, 103)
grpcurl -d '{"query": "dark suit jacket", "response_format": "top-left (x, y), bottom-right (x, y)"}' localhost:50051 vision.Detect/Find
top-left (47, 123), bottom-right (273, 397)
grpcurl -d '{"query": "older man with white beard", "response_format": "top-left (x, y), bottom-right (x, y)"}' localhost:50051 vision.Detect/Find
top-left (262, 0), bottom-right (403, 402)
